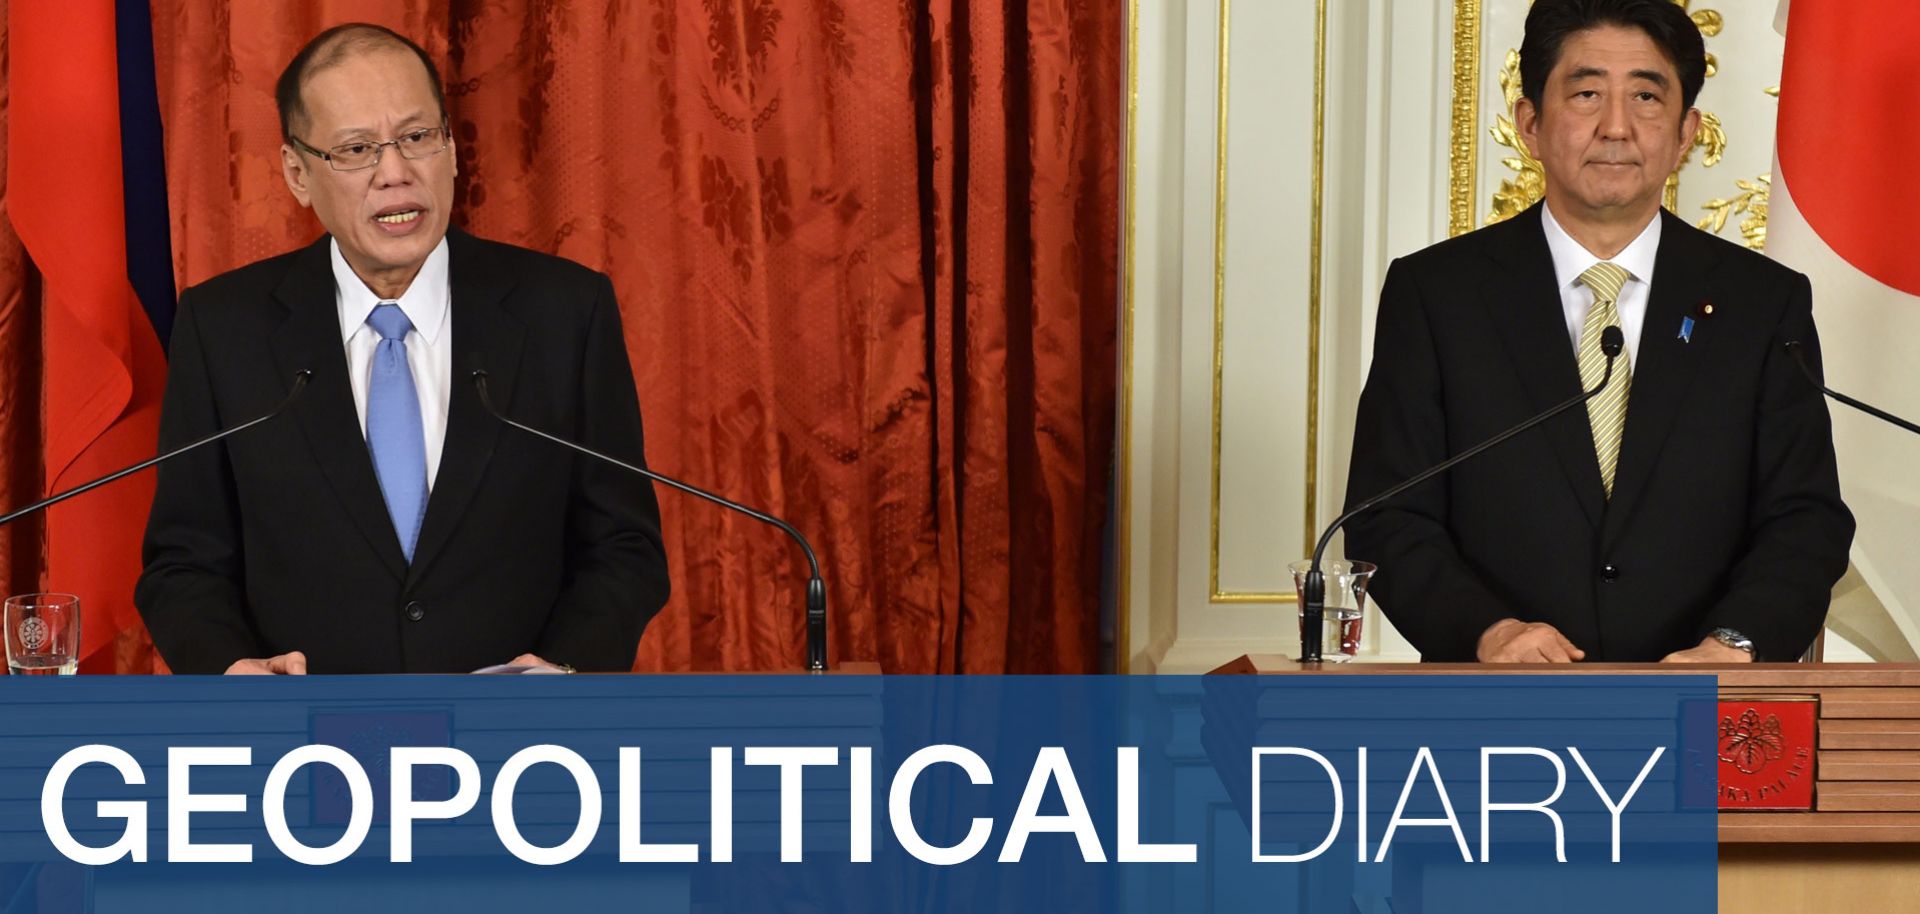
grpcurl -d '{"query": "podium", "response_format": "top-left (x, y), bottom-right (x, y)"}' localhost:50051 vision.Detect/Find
top-left (1210, 656), bottom-right (1920, 910)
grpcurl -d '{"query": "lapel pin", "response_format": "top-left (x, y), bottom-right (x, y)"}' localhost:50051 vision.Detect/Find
top-left (1678, 316), bottom-right (1695, 343)
top-left (1695, 299), bottom-right (1715, 318)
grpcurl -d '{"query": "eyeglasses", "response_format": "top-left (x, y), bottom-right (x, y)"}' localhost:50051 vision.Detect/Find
top-left (290, 123), bottom-right (451, 172)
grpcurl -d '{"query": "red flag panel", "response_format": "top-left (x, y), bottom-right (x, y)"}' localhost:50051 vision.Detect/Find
top-left (1777, 0), bottom-right (1920, 297)
top-left (7, 0), bottom-right (166, 660)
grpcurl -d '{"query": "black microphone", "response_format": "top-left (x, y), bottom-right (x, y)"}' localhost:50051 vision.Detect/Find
top-left (1299, 326), bottom-right (1625, 661)
top-left (1784, 341), bottom-right (1920, 436)
top-left (0, 370), bottom-right (313, 529)
top-left (471, 369), bottom-right (829, 672)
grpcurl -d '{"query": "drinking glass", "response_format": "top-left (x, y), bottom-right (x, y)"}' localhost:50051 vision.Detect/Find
top-left (5, 593), bottom-right (81, 675)
top-left (1290, 561), bottom-right (1375, 662)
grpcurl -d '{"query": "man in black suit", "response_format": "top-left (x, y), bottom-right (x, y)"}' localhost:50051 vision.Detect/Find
top-left (1343, 0), bottom-right (1852, 663)
top-left (135, 24), bottom-right (669, 673)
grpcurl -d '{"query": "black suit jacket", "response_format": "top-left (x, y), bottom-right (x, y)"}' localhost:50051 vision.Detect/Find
top-left (1343, 204), bottom-right (1853, 662)
top-left (136, 229), bottom-right (670, 673)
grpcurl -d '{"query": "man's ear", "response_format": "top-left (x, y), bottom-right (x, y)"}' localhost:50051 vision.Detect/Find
top-left (1514, 96), bottom-right (1540, 155)
top-left (281, 144), bottom-right (313, 208)
top-left (1674, 107), bottom-right (1702, 169)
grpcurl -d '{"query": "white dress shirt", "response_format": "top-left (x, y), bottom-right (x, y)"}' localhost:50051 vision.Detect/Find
top-left (1541, 203), bottom-right (1661, 367)
top-left (333, 237), bottom-right (452, 491)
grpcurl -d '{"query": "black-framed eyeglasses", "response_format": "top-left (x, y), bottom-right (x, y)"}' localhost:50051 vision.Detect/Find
top-left (290, 122), bottom-right (451, 172)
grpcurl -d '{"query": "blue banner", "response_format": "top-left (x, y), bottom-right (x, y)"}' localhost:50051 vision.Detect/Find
top-left (0, 674), bottom-right (1717, 913)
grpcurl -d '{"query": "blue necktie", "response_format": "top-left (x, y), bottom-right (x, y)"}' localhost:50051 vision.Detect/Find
top-left (366, 303), bottom-right (427, 563)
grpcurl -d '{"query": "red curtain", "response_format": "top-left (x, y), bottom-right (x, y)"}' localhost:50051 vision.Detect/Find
top-left (0, 2), bottom-right (39, 618)
top-left (2, 0), bottom-right (1118, 674)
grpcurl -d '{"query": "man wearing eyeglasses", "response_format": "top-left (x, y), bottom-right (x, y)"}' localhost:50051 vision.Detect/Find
top-left (135, 24), bottom-right (671, 673)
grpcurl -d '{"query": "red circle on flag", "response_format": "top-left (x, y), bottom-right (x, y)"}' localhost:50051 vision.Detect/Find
top-left (1777, 3), bottom-right (1920, 297)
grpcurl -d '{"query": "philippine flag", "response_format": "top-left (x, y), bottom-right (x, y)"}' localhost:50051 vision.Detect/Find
top-left (1770, 1), bottom-right (1920, 657)
top-left (7, 0), bottom-right (174, 668)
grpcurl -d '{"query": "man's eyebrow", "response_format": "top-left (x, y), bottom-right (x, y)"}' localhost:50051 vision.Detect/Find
top-left (325, 112), bottom-right (432, 140)
top-left (1564, 65), bottom-right (1673, 89)
top-left (1628, 68), bottom-right (1671, 88)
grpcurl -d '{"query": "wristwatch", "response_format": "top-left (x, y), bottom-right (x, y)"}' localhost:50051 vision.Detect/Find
top-left (1709, 627), bottom-right (1756, 656)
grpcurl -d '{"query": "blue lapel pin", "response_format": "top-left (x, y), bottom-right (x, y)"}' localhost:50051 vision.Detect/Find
top-left (1678, 316), bottom-right (1695, 344)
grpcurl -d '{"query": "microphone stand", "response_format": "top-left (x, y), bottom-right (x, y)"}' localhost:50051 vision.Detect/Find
top-left (1785, 341), bottom-right (1920, 436)
top-left (1300, 329), bottom-right (1622, 661)
top-left (0, 371), bottom-right (312, 529)
top-left (473, 371), bottom-right (829, 672)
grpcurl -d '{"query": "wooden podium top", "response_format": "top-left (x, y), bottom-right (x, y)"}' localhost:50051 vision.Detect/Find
top-left (630, 661), bottom-right (884, 675)
top-left (1210, 655), bottom-right (1920, 688)
top-left (1210, 655), bottom-right (1920, 843)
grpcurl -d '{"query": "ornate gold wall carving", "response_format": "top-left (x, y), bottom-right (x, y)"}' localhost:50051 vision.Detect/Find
top-left (1447, 0), bottom-right (1483, 237)
top-left (1484, 49), bottom-right (1542, 226)
top-left (1695, 86), bottom-right (1777, 251)
top-left (1697, 173), bottom-right (1770, 250)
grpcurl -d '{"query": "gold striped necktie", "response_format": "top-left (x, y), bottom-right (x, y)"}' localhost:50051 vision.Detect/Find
top-left (1577, 261), bottom-right (1633, 498)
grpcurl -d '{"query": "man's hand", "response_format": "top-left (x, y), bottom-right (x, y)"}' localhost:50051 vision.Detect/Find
top-left (225, 651), bottom-right (307, 675)
top-left (508, 653), bottom-right (567, 671)
top-left (1661, 637), bottom-right (1754, 663)
top-left (1476, 619), bottom-right (1586, 663)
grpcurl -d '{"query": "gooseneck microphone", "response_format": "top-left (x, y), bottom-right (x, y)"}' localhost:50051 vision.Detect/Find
top-left (472, 370), bottom-right (829, 672)
top-left (1784, 341), bottom-right (1920, 437)
top-left (1299, 326), bottom-right (1625, 661)
top-left (0, 370), bottom-right (313, 529)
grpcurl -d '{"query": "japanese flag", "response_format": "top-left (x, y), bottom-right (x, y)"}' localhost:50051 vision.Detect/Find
top-left (1770, 0), bottom-right (1920, 657)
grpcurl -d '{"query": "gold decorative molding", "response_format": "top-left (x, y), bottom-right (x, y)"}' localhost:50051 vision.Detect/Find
top-left (1697, 173), bottom-right (1770, 250)
top-left (1207, 0), bottom-right (1328, 604)
top-left (1485, 49), bottom-right (1543, 227)
top-left (1677, 0), bottom-right (1723, 75)
top-left (1448, 0), bottom-right (1483, 237)
top-left (1695, 85), bottom-right (1778, 251)
top-left (1303, 0), bottom-right (1327, 560)
top-left (1117, 0), bottom-right (1139, 672)
top-left (1207, 0), bottom-right (1233, 598)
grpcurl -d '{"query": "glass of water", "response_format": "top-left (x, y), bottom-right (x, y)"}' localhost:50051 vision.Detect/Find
top-left (5, 593), bottom-right (81, 675)
top-left (1290, 561), bottom-right (1375, 662)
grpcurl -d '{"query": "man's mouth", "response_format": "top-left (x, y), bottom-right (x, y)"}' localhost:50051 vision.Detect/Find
top-left (374, 210), bottom-right (422, 224)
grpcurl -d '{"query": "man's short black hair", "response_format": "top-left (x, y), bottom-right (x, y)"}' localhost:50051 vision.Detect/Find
top-left (275, 23), bottom-right (445, 141)
top-left (1519, 0), bottom-right (1707, 111)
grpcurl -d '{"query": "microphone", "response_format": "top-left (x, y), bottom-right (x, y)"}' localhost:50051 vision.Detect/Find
top-left (1299, 326), bottom-right (1625, 661)
top-left (0, 370), bottom-right (313, 529)
top-left (471, 369), bottom-right (830, 672)
top-left (1784, 341), bottom-right (1920, 436)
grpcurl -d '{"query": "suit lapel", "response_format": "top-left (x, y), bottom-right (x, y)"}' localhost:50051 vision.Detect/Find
top-left (268, 236), bottom-right (409, 580)
top-left (1478, 205), bottom-right (1607, 527)
top-left (1601, 211), bottom-right (1721, 550)
top-left (406, 230), bottom-right (525, 586)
